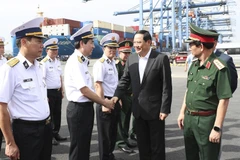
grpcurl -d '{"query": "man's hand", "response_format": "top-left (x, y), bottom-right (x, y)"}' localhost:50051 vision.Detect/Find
top-left (5, 143), bottom-right (20, 160)
top-left (102, 106), bottom-right (111, 113)
top-left (177, 113), bottom-right (184, 130)
top-left (209, 129), bottom-right (221, 144)
top-left (111, 97), bottom-right (119, 104)
top-left (159, 113), bottom-right (168, 121)
top-left (103, 98), bottom-right (114, 110)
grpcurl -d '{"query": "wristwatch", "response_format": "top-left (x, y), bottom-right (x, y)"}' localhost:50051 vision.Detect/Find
top-left (213, 126), bottom-right (221, 132)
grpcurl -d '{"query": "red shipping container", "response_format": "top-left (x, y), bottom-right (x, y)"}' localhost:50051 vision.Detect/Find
top-left (119, 37), bottom-right (124, 42)
top-left (111, 30), bottom-right (124, 38)
top-left (131, 26), bottom-right (139, 31)
top-left (41, 17), bottom-right (55, 26)
top-left (53, 18), bottom-right (80, 28)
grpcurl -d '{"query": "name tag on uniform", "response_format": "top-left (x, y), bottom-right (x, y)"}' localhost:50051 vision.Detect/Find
top-left (108, 68), bottom-right (114, 74)
top-left (48, 66), bottom-right (53, 71)
top-left (21, 78), bottom-right (36, 89)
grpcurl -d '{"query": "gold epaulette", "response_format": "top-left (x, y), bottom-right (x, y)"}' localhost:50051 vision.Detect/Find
top-left (115, 59), bottom-right (120, 64)
top-left (77, 56), bottom-right (83, 63)
top-left (7, 58), bottom-right (19, 67)
top-left (213, 59), bottom-right (225, 70)
top-left (99, 57), bottom-right (105, 63)
top-left (41, 57), bottom-right (48, 63)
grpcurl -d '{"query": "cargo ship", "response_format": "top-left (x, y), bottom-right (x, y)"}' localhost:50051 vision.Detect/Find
top-left (11, 12), bottom-right (139, 59)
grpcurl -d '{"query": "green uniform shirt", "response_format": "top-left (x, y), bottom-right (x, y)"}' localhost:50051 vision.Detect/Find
top-left (186, 53), bottom-right (232, 111)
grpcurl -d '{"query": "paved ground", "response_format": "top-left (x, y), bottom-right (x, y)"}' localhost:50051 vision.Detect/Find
top-left (0, 61), bottom-right (240, 160)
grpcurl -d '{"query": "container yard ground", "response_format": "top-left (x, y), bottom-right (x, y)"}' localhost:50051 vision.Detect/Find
top-left (1, 61), bottom-right (240, 160)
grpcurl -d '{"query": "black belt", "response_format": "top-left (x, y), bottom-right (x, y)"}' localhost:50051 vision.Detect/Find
top-left (70, 101), bottom-right (93, 104)
top-left (12, 117), bottom-right (51, 125)
top-left (104, 96), bottom-right (112, 99)
top-left (47, 88), bottom-right (61, 91)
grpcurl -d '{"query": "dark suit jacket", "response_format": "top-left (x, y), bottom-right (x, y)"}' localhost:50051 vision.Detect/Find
top-left (215, 50), bottom-right (238, 93)
top-left (114, 50), bottom-right (172, 120)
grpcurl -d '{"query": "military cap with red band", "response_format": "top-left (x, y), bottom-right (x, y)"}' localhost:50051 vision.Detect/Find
top-left (184, 23), bottom-right (219, 43)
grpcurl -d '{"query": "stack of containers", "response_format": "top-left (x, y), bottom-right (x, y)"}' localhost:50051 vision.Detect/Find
top-left (123, 26), bottom-right (134, 41)
top-left (111, 23), bottom-right (124, 42)
top-left (93, 20), bottom-right (112, 42)
top-left (53, 18), bottom-right (81, 35)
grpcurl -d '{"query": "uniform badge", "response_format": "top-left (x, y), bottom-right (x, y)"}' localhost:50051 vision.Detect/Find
top-left (125, 42), bottom-right (130, 47)
top-left (81, 56), bottom-right (85, 62)
top-left (205, 61), bottom-right (211, 69)
top-left (213, 59), bottom-right (225, 70)
top-left (106, 59), bottom-right (110, 64)
top-left (111, 36), bottom-right (115, 41)
top-left (202, 75), bottom-right (210, 80)
top-left (23, 61), bottom-right (29, 69)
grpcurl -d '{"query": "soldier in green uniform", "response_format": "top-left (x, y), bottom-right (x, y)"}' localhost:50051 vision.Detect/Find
top-left (115, 40), bottom-right (137, 153)
top-left (177, 23), bottom-right (232, 160)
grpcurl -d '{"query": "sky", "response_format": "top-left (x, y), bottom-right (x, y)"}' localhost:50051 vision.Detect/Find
top-left (0, 0), bottom-right (142, 52)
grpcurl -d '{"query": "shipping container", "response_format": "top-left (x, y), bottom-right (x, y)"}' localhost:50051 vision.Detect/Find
top-left (124, 38), bottom-right (134, 42)
top-left (42, 24), bottom-right (70, 36)
top-left (93, 20), bottom-right (111, 29)
top-left (53, 18), bottom-right (80, 28)
top-left (131, 26), bottom-right (139, 31)
top-left (111, 30), bottom-right (124, 38)
top-left (111, 23), bottom-right (124, 32)
top-left (124, 32), bottom-right (134, 39)
top-left (124, 26), bottom-right (134, 33)
top-left (82, 21), bottom-right (93, 27)
top-left (94, 35), bottom-right (105, 42)
top-left (72, 27), bottom-right (80, 35)
top-left (42, 17), bottom-right (55, 26)
top-left (93, 28), bottom-right (111, 35)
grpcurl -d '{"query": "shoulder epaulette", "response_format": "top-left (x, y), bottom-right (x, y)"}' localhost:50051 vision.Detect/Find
top-left (7, 58), bottom-right (19, 67)
top-left (115, 59), bottom-right (120, 64)
top-left (99, 57), bottom-right (105, 63)
top-left (77, 56), bottom-right (83, 63)
top-left (41, 57), bottom-right (49, 63)
top-left (213, 59), bottom-right (225, 70)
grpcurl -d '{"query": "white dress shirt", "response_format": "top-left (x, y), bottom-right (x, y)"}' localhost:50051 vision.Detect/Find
top-left (93, 54), bottom-right (118, 97)
top-left (138, 48), bottom-right (151, 83)
top-left (64, 49), bottom-right (93, 102)
top-left (0, 53), bottom-right (49, 120)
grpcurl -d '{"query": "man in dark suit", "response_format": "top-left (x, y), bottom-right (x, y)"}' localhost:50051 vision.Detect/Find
top-left (209, 29), bottom-right (238, 93)
top-left (112, 30), bottom-right (172, 160)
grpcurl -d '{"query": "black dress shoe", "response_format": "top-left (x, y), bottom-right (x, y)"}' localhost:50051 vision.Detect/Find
top-left (52, 138), bottom-right (59, 145)
top-left (130, 134), bottom-right (137, 141)
top-left (127, 140), bottom-right (137, 148)
top-left (119, 145), bottom-right (134, 154)
top-left (55, 134), bottom-right (67, 141)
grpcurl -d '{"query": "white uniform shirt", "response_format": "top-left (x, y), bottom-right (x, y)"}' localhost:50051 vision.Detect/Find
top-left (139, 49), bottom-right (151, 83)
top-left (0, 56), bottom-right (7, 67)
top-left (0, 53), bottom-right (49, 121)
top-left (64, 49), bottom-right (93, 102)
top-left (41, 56), bottom-right (62, 89)
top-left (93, 54), bottom-right (118, 97)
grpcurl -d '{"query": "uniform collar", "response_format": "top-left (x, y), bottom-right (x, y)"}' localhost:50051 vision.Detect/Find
top-left (195, 53), bottom-right (216, 69)
top-left (17, 53), bottom-right (39, 69)
top-left (102, 54), bottom-right (114, 64)
top-left (75, 49), bottom-right (89, 64)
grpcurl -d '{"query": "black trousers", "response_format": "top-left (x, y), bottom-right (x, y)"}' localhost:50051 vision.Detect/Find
top-left (136, 117), bottom-right (165, 160)
top-left (12, 119), bottom-right (52, 160)
top-left (47, 89), bottom-right (62, 136)
top-left (96, 99), bottom-right (121, 160)
top-left (67, 101), bottom-right (94, 160)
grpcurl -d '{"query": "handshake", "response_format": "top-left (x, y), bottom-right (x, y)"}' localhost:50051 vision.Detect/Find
top-left (102, 97), bottom-right (119, 110)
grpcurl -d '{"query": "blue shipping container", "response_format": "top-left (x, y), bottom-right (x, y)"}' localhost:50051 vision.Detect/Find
top-left (82, 21), bottom-right (93, 27)
top-left (72, 28), bottom-right (80, 35)
top-left (124, 32), bottom-right (134, 39)
top-left (93, 28), bottom-right (111, 35)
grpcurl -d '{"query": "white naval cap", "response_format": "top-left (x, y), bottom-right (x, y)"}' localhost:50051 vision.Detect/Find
top-left (70, 23), bottom-right (94, 41)
top-left (100, 33), bottom-right (120, 48)
top-left (44, 38), bottom-right (59, 49)
top-left (0, 36), bottom-right (5, 46)
top-left (10, 17), bottom-right (46, 39)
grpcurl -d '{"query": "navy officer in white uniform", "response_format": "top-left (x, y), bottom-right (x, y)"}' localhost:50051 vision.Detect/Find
top-left (0, 36), bottom-right (7, 152)
top-left (41, 38), bottom-right (67, 145)
top-left (93, 33), bottom-right (121, 160)
top-left (0, 37), bottom-right (7, 66)
top-left (0, 17), bottom-right (52, 160)
top-left (64, 23), bottom-right (114, 160)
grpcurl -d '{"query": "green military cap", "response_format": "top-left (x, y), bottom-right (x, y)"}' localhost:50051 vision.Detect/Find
top-left (118, 40), bottom-right (133, 53)
top-left (185, 23), bottom-right (219, 43)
